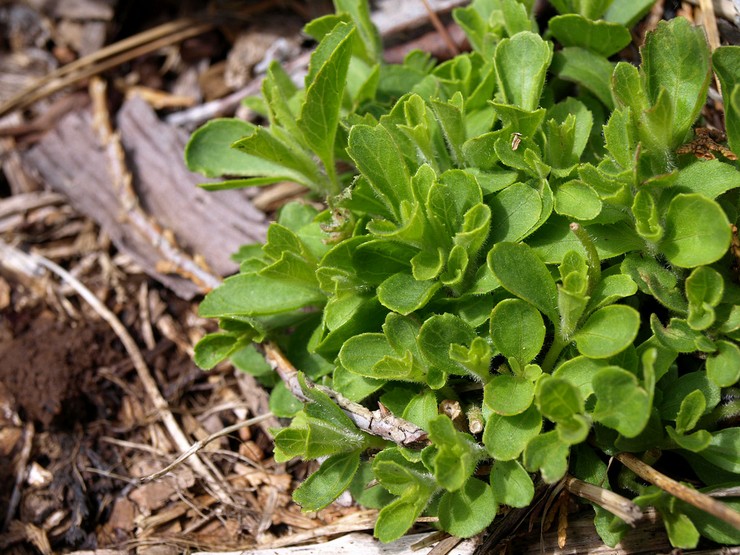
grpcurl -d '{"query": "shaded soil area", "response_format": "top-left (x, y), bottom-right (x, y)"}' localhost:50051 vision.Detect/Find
top-left (0, 311), bottom-right (124, 428)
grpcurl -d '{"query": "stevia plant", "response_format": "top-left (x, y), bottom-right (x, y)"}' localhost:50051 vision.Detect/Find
top-left (185, 0), bottom-right (740, 548)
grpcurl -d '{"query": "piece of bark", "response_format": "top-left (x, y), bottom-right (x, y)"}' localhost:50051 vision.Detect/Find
top-left (22, 97), bottom-right (268, 298)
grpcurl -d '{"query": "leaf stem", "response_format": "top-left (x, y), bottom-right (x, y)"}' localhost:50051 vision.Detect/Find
top-left (541, 331), bottom-right (567, 373)
top-left (615, 452), bottom-right (740, 529)
top-left (570, 222), bottom-right (601, 293)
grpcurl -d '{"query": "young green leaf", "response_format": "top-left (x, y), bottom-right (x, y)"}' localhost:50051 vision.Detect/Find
top-left (523, 430), bottom-right (570, 483)
top-left (484, 374), bottom-right (536, 416)
top-left (483, 405), bottom-right (542, 461)
top-left (293, 450), bottom-right (361, 511)
top-left (490, 459), bottom-right (535, 508)
top-left (574, 305), bottom-right (640, 358)
top-left (713, 46), bottom-right (740, 156)
top-left (592, 367), bottom-right (650, 437)
top-left (552, 47), bottom-right (614, 109)
top-left (549, 14), bottom-right (630, 57)
top-left (494, 32), bottom-right (553, 112)
top-left (706, 340), bottom-right (740, 388)
top-left (660, 194), bottom-right (732, 268)
top-left (297, 21), bottom-right (354, 188)
top-left (488, 242), bottom-right (558, 323)
top-left (438, 477), bottom-right (498, 537)
top-left (641, 17), bottom-right (711, 149)
top-left (490, 298), bottom-right (546, 368)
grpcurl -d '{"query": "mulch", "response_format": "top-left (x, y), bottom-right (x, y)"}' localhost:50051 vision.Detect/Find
top-left (0, 1), bottom-right (737, 554)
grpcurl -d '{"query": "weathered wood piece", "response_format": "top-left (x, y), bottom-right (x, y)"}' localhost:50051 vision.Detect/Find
top-left (22, 96), bottom-right (267, 298)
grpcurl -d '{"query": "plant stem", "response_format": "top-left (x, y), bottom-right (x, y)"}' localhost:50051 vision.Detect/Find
top-left (541, 332), bottom-right (567, 373)
top-left (570, 222), bottom-right (601, 293)
top-left (615, 452), bottom-right (740, 529)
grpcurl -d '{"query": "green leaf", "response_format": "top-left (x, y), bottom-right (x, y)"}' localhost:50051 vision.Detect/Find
top-left (375, 498), bottom-right (423, 543)
top-left (349, 461), bottom-right (394, 510)
top-left (333, 0), bottom-right (382, 63)
top-left (490, 459), bottom-right (534, 508)
top-left (523, 430), bottom-right (570, 483)
top-left (698, 428), bottom-right (740, 473)
top-left (193, 333), bottom-right (239, 369)
top-left (554, 180), bottom-right (602, 220)
top-left (662, 505), bottom-right (700, 549)
top-left (339, 333), bottom-right (396, 377)
top-left (536, 376), bottom-right (584, 423)
top-left (490, 298), bottom-right (546, 367)
top-left (185, 119), bottom-right (290, 179)
top-left (232, 127), bottom-right (324, 189)
top-left (293, 450), bottom-right (361, 511)
top-left (675, 389), bottom-right (706, 435)
top-left (438, 477), bottom-right (497, 538)
top-left (483, 405), bottom-right (542, 461)
top-left (428, 415), bottom-right (482, 491)
top-left (199, 273), bottom-right (324, 318)
top-left (642, 18), bottom-right (711, 148)
top-left (604, 0), bottom-right (654, 28)
top-left (377, 272), bottom-right (441, 315)
top-left (347, 124), bottom-right (412, 216)
top-left (269, 380), bottom-right (303, 417)
top-left (373, 451), bottom-right (437, 542)
top-left (674, 159), bottom-right (740, 199)
top-left (592, 367), bottom-right (650, 437)
top-left (574, 305), bottom-right (640, 358)
top-left (586, 274), bottom-right (637, 313)
top-left (706, 340), bottom-right (740, 388)
top-left (489, 183), bottom-right (543, 243)
top-left (494, 32), bottom-right (553, 111)
top-left (549, 14), bottom-right (630, 57)
top-left (552, 47), bottom-right (615, 109)
top-left (660, 194), bottom-right (732, 268)
top-left (553, 356), bottom-right (610, 399)
top-left (603, 107), bottom-right (636, 169)
top-left (713, 46), bottom-right (740, 156)
top-left (484, 374), bottom-right (536, 416)
top-left (686, 266), bottom-right (723, 331)
top-left (489, 242), bottom-right (558, 323)
top-left (632, 189), bottom-right (663, 242)
top-left (418, 314), bottom-right (476, 377)
top-left (298, 21), bottom-right (355, 183)
top-left (678, 496), bottom-right (740, 545)
top-left (549, 0), bottom-right (613, 19)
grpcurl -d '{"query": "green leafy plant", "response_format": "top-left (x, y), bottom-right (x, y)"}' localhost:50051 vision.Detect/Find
top-left (186, 0), bottom-right (740, 547)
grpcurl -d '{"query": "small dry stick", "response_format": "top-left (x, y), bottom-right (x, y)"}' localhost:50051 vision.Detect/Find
top-left (141, 413), bottom-right (275, 483)
top-left (420, 0), bottom-right (460, 57)
top-left (615, 452), bottom-right (740, 529)
top-left (2, 423), bottom-right (33, 532)
top-left (264, 342), bottom-right (429, 447)
top-left (563, 475), bottom-right (643, 526)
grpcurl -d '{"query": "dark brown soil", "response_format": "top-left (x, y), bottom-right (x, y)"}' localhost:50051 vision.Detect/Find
top-left (0, 309), bottom-right (124, 428)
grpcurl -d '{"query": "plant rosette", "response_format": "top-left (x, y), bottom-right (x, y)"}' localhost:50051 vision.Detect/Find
top-left (186, 0), bottom-right (740, 548)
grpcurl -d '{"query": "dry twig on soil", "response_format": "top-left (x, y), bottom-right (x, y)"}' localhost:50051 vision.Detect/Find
top-left (264, 342), bottom-right (429, 447)
top-left (615, 452), bottom-right (740, 529)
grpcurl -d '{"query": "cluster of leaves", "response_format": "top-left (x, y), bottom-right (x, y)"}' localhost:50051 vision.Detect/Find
top-left (186, 0), bottom-right (740, 548)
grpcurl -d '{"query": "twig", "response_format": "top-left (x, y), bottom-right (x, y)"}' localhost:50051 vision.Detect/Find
top-left (563, 475), bottom-right (643, 526)
top-left (264, 342), bottom-right (428, 447)
top-left (615, 452), bottom-right (740, 529)
top-left (2, 423), bottom-right (33, 532)
top-left (0, 239), bottom-right (233, 505)
top-left (140, 413), bottom-right (275, 483)
top-left (420, 0), bottom-right (460, 57)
